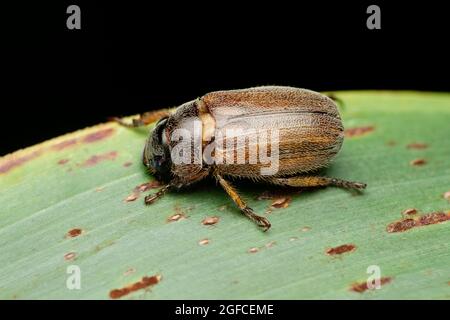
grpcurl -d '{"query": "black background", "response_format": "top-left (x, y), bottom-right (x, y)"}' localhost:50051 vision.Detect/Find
top-left (2, 1), bottom-right (449, 155)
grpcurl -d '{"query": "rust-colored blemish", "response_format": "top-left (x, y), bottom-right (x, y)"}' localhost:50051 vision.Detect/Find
top-left (248, 241), bottom-right (276, 254)
top-left (66, 228), bottom-right (83, 238)
top-left (198, 238), bottom-right (210, 246)
top-left (350, 277), bottom-right (392, 293)
top-left (109, 274), bottom-right (162, 299)
top-left (51, 139), bottom-right (78, 151)
top-left (326, 244), bottom-right (356, 256)
top-left (301, 226), bottom-right (311, 232)
top-left (124, 181), bottom-right (161, 203)
top-left (271, 196), bottom-right (292, 209)
top-left (57, 159), bottom-right (70, 165)
top-left (0, 150), bottom-right (42, 174)
top-left (82, 128), bottom-right (115, 144)
top-left (137, 181), bottom-right (161, 192)
top-left (289, 237), bottom-right (299, 242)
top-left (387, 211), bottom-right (450, 233)
top-left (167, 213), bottom-right (187, 223)
top-left (202, 216), bottom-right (220, 226)
top-left (407, 142), bottom-right (428, 149)
top-left (64, 252), bottom-right (76, 261)
top-left (443, 191), bottom-right (450, 201)
top-left (410, 158), bottom-right (426, 166)
top-left (344, 126), bottom-right (375, 138)
top-left (256, 190), bottom-right (295, 212)
top-left (81, 151), bottom-right (118, 167)
top-left (218, 205), bottom-right (227, 211)
top-left (124, 194), bottom-right (139, 202)
top-left (123, 161), bottom-right (133, 167)
top-left (402, 208), bottom-right (418, 216)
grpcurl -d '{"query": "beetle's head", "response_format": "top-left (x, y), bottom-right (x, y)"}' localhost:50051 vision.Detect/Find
top-left (143, 116), bottom-right (172, 182)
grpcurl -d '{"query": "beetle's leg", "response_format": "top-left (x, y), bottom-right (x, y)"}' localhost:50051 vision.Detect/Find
top-left (144, 184), bottom-right (172, 205)
top-left (215, 173), bottom-right (271, 231)
top-left (268, 176), bottom-right (366, 191)
top-left (112, 110), bottom-right (171, 128)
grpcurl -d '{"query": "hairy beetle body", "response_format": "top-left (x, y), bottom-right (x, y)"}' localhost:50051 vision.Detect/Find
top-left (117, 86), bottom-right (366, 231)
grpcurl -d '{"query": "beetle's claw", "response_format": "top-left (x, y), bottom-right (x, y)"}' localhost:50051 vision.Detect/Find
top-left (257, 216), bottom-right (272, 232)
top-left (352, 182), bottom-right (367, 190)
top-left (144, 194), bottom-right (159, 205)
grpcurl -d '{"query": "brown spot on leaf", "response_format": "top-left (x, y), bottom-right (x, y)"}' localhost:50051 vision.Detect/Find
top-left (82, 128), bottom-right (115, 143)
top-left (136, 181), bottom-right (161, 192)
top-left (443, 191), bottom-right (450, 201)
top-left (52, 139), bottom-right (78, 151)
top-left (402, 208), bottom-right (418, 216)
top-left (344, 126), bottom-right (375, 138)
top-left (81, 151), bottom-right (118, 167)
top-left (248, 247), bottom-right (259, 253)
top-left (57, 159), bottom-right (69, 165)
top-left (198, 238), bottom-right (210, 246)
top-left (410, 158), bottom-right (426, 166)
top-left (326, 244), bottom-right (357, 256)
top-left (123, 161), bottom-right (133, 167)
top-left (271, 196), bottom-right (292, 209)
top-left (418, 212), bottom-right (450, 225)
top-left (289, 237), bottom-right (299, 242)
top-left (167, 213), bottom-right (187, 223)
top-left (407, 142), bottom-right (428, 150)
top-left (64, 252), bottom-right (76, 261)
top-left (202, 216), bottom-right (220, 226)
top-left (301, 226), bottom-right (311, 232)
top-left (124, 194), bottom-right (139, 202)
top-left (66, 228), bottom-right (83, 238)
top-left (109, 274), bottom-right (162, 299)
top-left (387, 212), bottom-right (450, 233)
top-left (256, 190), bottom-right (295, 212)
top-left (124, 181), bottom-right (161, 202)
top-left (350, 277), bottom-right (392, 293)
top-left (0, 150), bottom-right (42, 174)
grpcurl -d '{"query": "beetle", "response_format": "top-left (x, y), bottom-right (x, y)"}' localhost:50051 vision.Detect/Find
top-left (115, 86), bottom-right (366, 231)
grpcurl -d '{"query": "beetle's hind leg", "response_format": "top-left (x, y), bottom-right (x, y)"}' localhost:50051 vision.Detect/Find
top-left (215, 173), bottom-right (271, 231)
top-left (112, 110), bottom-right (171, 128)
top-left (269, 175), bottom-right (367, 191)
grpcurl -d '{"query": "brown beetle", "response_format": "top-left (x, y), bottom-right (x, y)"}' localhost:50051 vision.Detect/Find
top-left (116, 86), bottom-right (366, 231)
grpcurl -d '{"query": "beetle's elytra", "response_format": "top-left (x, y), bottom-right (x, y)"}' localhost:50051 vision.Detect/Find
top-left (116, 86), bottom-right (367, 231)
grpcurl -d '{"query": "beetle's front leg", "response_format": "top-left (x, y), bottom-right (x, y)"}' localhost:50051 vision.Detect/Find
top-left (268, 175), bottom-right (367, 191)
top-left (215, 173), bottom-right (271, 231)
top-left (144, 184), bottom-right (172, 205)
top-left (112, 110), bottom-right (171, 128)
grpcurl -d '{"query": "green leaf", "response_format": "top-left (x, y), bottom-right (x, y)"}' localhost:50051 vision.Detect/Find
top-left (1, 91), bottom-right (449, 299)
